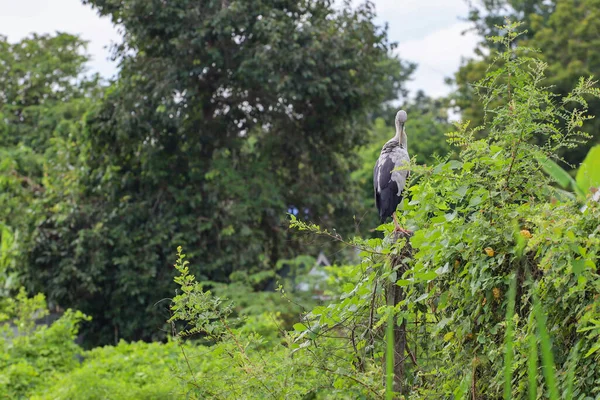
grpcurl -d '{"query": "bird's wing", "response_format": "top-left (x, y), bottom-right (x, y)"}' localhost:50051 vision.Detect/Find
top-left (374, 154), bottom-right (400, 221)
top-left (376, 155), bottom-right (398, 193)
top-left (373, 158), bottom-right (382, 211)
top-left (389, 148), bottom-right (410, 196)
top-left (373, 159), bottom-right (379, 196)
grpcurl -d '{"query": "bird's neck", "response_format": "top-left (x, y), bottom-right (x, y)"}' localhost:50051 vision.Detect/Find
top-left (394, 122), bottom-right (407, 149)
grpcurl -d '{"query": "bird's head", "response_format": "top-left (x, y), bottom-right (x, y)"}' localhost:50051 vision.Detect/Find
top-left (395, 110), bottom-right (407, 127)
top-left (394, 110), bottom-right (408, 148)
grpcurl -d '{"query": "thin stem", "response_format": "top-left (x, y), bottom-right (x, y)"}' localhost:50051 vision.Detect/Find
top-left (179, 343), bottom-right (201, 390)
top-left (317, 365), bottom-right (384, 399)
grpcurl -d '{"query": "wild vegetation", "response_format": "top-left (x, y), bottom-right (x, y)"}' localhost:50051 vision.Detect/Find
top-left (457, 0), bottom-right (600, 165)
top-left (2, 0), bottom-right (600, 399)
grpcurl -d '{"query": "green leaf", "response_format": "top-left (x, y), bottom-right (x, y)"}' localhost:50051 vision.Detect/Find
top-left (572, 259), bottom-right (585, 275)
top-left (385, 311), bottom-right (394, 400)
top-left (528, 325), bottom-right (538, 400)
top-left (565, 341), bottom-right (581, 399)
top-left (576, 145), bottom-right (600, 194)
top-left (584, 342), bottom-right (600, 358)
top-left (533, 291), bottom-right (559, 400)
top-left (293, 323), bottom-right (307, 332)
top-left (536, 154), bottom-right (585, 198)
top-left (536, 155), bottom-right (572, 188)
top-left (415, 293), bottom-right (429, 302)
top-left (415, 271), bottom-right (437, 281)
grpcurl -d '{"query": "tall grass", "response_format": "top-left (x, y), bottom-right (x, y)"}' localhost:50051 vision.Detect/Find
top-left (503, 274), bottom-right (517, 399)
top-left (386, 310), bottom-right (394, 400)
top-left (565, 341), bottom-right (581, 399)
top-left (527, 319), bottom-right (539, 400)
top-left (502, 273), bottom-right (575, 400)
top-left (532, 290), bottom-right (559, 400)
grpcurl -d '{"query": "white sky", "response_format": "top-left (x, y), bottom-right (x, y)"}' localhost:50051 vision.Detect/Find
top-left (0, 0), bottom-right (479, 98)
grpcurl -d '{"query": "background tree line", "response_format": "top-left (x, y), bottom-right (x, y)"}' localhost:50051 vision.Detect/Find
top-left (456, 0), bottom-right (600, 165)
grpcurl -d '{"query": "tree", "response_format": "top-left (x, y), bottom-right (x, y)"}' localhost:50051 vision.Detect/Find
top-left (0, 33), bottom-right (100, 148)
top-left (0, 34), bottom-right (101, 297)
top-left (454, 0), bottom-right (600, 167)
top-left (465, 1), bottom-right (554, 41)
top-left (24, 0), bottom-right (413, 345)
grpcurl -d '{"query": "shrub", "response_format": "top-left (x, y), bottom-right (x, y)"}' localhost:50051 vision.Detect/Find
top-left (34, 341), bottom-right (181, 400)
top-left (0, 289), bottom-right (88, 398)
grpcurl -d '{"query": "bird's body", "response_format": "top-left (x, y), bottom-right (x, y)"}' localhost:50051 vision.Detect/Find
top-left (373, 110), bottom-right (410, 228)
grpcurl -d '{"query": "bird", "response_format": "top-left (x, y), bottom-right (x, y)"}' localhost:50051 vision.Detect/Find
top-left (373, 109), bottom-right (410, 233)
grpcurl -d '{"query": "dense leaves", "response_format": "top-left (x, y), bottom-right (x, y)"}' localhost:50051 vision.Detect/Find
top-left (0, 33), bottom-right (102, 301)
top-left (455, 0), bottom-right (600, 167)
top-left (287, 25), bottom-right (600, 398)
top-left (0, 289), bottom-right (89, 398)
top-left (465, 0), bottom-right (554, 49)
top-left (9, 0), bottom-right (413, 345)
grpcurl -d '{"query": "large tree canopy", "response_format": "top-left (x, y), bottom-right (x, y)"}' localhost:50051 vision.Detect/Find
top-left (465, 0), bottom-right (554, 48)
top-left (0, 34), bottom-right (101, 298)
top-left (20, 0), bottom-right (413, 345)
top-left (454, 0), bottom-right (600, 166)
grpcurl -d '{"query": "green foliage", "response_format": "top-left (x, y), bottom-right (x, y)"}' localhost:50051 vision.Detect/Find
top-left (455, 0), bottom-right (600, 166)
top-left (396, 25), bottom-right (600, 397)
top-left (576, 144), bottom-right (600, 194)
top-left (385, 312), bottom-right (394, 400)
top-left (1, 288), bottom-right (187, 399)
top-left (1, 1), bottom-right (413, 349)
top-left (287, 24), bottom-right (600, 398)
top-left (531, 290), bottom-right (559, 400)
top-left (527, 324), bottom-right (538, 400)
top-left (536, 143), bottom-right (600, 200)
top-left (206, 278), bottom-right (317, 332)
top-left (502, 274), bottom-right (517, 400)
top-left (0, 224), bottom-right (19, 296)
top-left (34, 341), bottom-right (182, 400)
top-left (169, 246), bottom-right (386, 399)
top-left (5, 4), bottom-right (600, 399)
top-left (0, 33), bottom-right (102, 310)
top-left (0, 284), bottom-right (285, 400)
top-left (18, 0), bottom-right (412, 346)
top-left (465, 1), bottom-right (553, 49)
top-left (0, 289), bottom-right (89, 399)
top-left (536, 154), bottom-right (584, 198)
top-left (157, 22), bottom-right (600, 400)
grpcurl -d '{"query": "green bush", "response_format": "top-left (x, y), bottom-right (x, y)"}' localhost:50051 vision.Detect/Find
top-left (287, 22), bottom-right (600, 398)
top-left (0, 289), bottom-right (88, 398)
top-left (163, 23), bottom-right (600, 397)
top-left (1, 289), bottom-right (186, 399)
top-left (35, 341), bottom-right (181, 400)
top-left (1, 281), bottom-right (318, 399)
top-left (168, 246), bottom-right (379, 399)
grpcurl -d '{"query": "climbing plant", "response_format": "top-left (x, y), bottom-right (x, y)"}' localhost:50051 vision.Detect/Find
top-left (170, 22), bottom-right (600, 398)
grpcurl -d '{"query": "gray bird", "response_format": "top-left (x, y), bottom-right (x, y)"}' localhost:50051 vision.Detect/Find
top-left (373, 110), bottom-right (410, 232)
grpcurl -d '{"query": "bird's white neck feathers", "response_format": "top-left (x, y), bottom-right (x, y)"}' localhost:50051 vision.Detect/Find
top-left (394, 120), bottom-right (407, 149)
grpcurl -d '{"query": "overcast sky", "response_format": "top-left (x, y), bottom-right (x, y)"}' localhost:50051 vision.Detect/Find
top-left (0, 0), bottom-right (479, 98)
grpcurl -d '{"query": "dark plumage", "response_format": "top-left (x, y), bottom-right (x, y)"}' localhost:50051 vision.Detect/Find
top-left (373, 110), bottom-right (410, 228)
